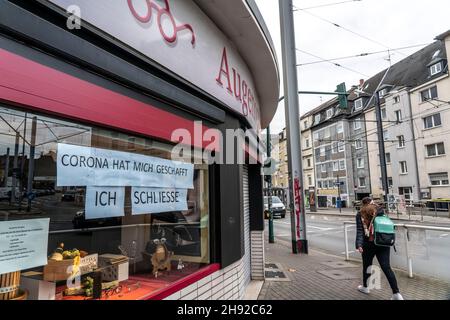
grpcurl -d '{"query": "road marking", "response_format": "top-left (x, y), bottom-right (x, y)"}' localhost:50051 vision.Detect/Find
top-left (440, 234), bottom-right (448, 238)
top-left (341, 251), bottom-right (355, 254)
top-left (308, 225), bottom-right (333, 231)
top-left (324, 217), bottom-right (329, 221)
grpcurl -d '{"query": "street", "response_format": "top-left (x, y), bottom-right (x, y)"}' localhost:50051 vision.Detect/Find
top-left (267, 212), bottom-right (450, 282)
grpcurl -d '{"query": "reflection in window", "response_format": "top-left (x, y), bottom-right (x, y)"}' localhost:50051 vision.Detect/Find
top-left (0, 105), bottom-right (210, 300)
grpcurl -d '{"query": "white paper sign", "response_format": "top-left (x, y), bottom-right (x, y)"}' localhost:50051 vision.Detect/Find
top-left (80, 254), bottom-right (98, 274)
top-left (85, 186), bottom-right (125, 220)
top-left (0, 218), bottom-right (50, 274)
top-left (132, 187), bottom-right (188, 215)
top-left (57, 143), bottom-right (194, 188)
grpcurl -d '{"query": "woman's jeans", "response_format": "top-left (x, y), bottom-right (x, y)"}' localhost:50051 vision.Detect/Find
top-left (362, 241), bottom-right (399, 294)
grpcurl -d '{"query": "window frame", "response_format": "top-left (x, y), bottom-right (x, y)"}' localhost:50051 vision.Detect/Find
top-left (358, 177), bottom-right (366, 188)
top-left (400, 161), bottom-right (408, 174)
top-left (353, 118), bottom-right (362, 131)
top-left (423, 113), bottom-right (442, 130)
top-left (429, 172), bottom-right (449, 186)
top-left (354, 99), bottom-right (363, 111)
top-left (426, 142), bottom-right (446, 157)
top-left (421, 86), bottom-right (438, 102)
top-left (397, 135), bottom-right (405, 148)
top-left (430, 62), bottom-right (442, 76)
top-left (355, 139), bottom-right (363, 150)
top-left (357, 158), bottom-right (365, 169)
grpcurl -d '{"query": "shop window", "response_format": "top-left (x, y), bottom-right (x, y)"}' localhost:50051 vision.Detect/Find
top-left (0, 106), bottom-right (210, 300)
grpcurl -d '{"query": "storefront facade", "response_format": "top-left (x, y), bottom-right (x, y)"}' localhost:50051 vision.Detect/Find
top-left (0, 0), bottom-right (279, 300)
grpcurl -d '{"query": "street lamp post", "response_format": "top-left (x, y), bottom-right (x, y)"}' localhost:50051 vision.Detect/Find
top-left (375, 91), bottom-right (389, 204)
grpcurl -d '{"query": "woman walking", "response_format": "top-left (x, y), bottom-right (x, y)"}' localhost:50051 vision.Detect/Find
top-left (355, 197), bottom-right (404, 300)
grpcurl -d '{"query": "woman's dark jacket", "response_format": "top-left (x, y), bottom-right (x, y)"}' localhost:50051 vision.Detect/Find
top-left (355, 207), bottom-right (385, 249)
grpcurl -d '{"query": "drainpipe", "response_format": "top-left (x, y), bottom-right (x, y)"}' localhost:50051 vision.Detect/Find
top-left (406, 90), bottom-right (422, 201)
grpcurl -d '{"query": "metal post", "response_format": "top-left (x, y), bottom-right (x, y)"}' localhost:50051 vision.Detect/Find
top-left (403, 228), bottom-right (413, 278)
top-left (10, 133), bottom-right (19, 205)
top-left (19, 113), bottom-right (27, 211)
top-left (267, 126), bottom-right (274, 244)
top-left (344, 223), bottom-right (349, 261)
top-left (337, 174), bottom-right (341, 213)
top-left (3, 147), bottom-right (10, 187)
top-left (375, 91), bottom-right (389, 204)
top-left (26, 117), bottom-right (37, 212)
top-left (279, 0), bottom-right (307, 254)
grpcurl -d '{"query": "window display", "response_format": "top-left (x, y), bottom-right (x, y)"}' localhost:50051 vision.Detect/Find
top-left (0, 105), bottom-right (210, 300)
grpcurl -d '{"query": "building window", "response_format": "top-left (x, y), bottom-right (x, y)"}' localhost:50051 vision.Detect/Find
top-left (332, 142), bottom-right (338, 154)
top-left (308, 175), bottom-right (313, 186)
top-left (400, 161), bottom-right (408, 174)
top-left (421, 86), bottom-right (438, 102)
top-left (381, 108), bottom-right (387, 120)
top-left (304, 120), bottom-right (309, 129)
top-left (337, 123), bottom-right (344, 134)
top-left (307, 158), bottom-right (311, 168)
top-left (338, 141), bottom-right (345, 152)
top-left (320, 146), bottom-right (325, 156)
top-left (321, 164), bottom-right (327, 173)
top-left (379, 88), bottom-right (388, 97)
top-left (359, 177), bottom-right (366, 188)
top-left (354, 99), bottom-right (363, 111)
top-left (397, 135), bottom-right (405, 148)
top-left (393, 96), bottom-right (400, 104)
top-left (429, 172), bottom-right (449, 186)
top-left (333, 161), bottom-right (339, 172)
top-left (314, 114), bottom-right (321, 124)
top-left (430, 62), bottom-right (442, 76)
top-left (353, 118), bottom-right (362, 130)
top-left (395, 110), bottom-right (402, 122)
top-left (313, 132), bottom-right (319, 141)
top-left (423, 113), bottom-right (442, 129)
top-left (383, 130), bottom-right (389, 141)
top-left (357, 158), bottom-right (364, 169)
top-left (388, 177), bottom-right (393, 188)
top-left (339, 160), bottom-right (346, 170)
top-left (385, 153), bottom-right (391, 164)
top-left (326, 108), bottom-right (333, 119)
top-left (324, 128), bottom-right (331, 139)
top-left (305, 138), bottom-right (310, 148)
top-left (426, 142), bottom-right (446, 157)
top-left (355, 139), bottom-right (363, 149)
top-left (318, 181), bottom-right (322, 188)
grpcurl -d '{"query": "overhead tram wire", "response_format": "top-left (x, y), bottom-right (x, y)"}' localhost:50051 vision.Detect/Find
top-left (297, 43), bottom-right (431, 66)
top-left (292, 4), bottom-right (408, 58)
top-left (295, 48), bottom-right (369, 77)
top-left (292, 0), bottom-right (362, 11)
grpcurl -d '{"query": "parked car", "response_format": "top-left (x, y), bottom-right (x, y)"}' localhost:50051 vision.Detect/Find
top-left (264, 196), bottom-right (286, 219)
top-left (72, 210), bottom-right (121, 229)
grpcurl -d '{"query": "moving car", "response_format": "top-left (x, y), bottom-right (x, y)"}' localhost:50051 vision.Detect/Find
top-left (264, 196), bottom-right (286, 219)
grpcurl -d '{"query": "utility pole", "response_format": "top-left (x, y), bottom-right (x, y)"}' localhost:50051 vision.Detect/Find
top-left (279, 0), bottom-right (307, 254)
top-left (375, 91), bottom-right (389, 204)
top-left (266, 126), bottom-right (275, 243)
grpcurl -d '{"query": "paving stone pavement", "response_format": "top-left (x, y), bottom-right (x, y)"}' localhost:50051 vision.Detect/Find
top-left (258, 240), bottom-right (450, 300)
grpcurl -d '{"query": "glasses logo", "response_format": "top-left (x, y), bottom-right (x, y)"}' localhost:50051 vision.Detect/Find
top-left (127, 0), bottom-right (196, 46)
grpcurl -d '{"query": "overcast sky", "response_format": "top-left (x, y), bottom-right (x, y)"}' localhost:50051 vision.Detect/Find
top-left (255, 0), bottom-right (450, 134)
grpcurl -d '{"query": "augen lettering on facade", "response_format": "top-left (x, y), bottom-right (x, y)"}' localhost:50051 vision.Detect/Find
top-left (216, 47), bottom-right (260, 126)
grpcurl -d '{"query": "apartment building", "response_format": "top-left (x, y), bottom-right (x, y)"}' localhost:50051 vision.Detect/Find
top-left (411, 31), bottom-right (450, 200)
top-left (364, 34), bottom-right (448, 202)
top-left (273, 128), bottom-right (289, 188)
top-left (301, 113), bottom-right (315, 206)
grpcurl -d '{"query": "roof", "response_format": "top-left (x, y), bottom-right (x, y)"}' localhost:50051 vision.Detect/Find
top-left (301, 34), bottom-right (448, 119)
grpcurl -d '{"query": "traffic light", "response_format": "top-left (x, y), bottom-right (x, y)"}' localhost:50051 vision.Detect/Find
top-left (336, 82), bottom-right (348, 109)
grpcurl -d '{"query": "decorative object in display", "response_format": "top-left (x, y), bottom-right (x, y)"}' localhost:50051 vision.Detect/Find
top-left (150, 238), bottom-right (173, 278)
top-left (98, 254), bottom-right (129, 282)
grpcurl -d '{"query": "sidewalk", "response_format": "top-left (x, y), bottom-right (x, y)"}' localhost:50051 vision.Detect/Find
top-left (258, 240), bottom-right (450, 300)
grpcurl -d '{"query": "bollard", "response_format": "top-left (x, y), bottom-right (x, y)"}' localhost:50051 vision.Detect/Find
top-left (344, 223), bottom-right (349, 261)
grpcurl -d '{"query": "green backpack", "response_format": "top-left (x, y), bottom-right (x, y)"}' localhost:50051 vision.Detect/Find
top-left (373, 215), bottom-right (396, 247)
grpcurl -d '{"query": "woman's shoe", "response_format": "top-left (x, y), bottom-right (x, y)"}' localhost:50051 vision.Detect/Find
top-left (357, 285), bottom-right (370, 294)
top-left (391, 293), bottom-right (404, 300)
